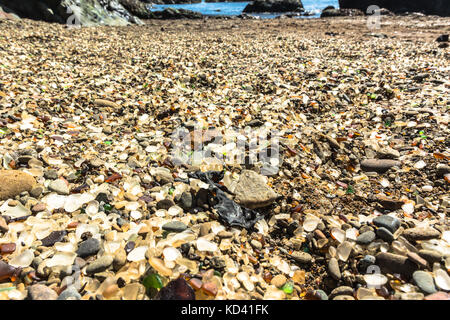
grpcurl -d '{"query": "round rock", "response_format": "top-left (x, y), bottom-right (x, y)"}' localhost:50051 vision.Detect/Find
top-left (372, 215), bottom-right (400, 233)
top-left (58, 286), bottom-right (81, 300)
top-left (356, 231), bottom-right (376, 245)
top-left (162, 221), bottom-right (188, 233)
top-left (376, 227), bottom-right (394, 242)
top-left (360, 159), bottom-right (401, 173)
top-left (413, 271), bottom-right (437, 294)
top-left (0, 170), bottom-right (36, 201)
top-left (328, 258), bottom-right (341, 280)
top-left (27, 284), bottom-right (58, 300)
top-left (291, 251), bottom-right (313, 265)
top-left (402, 227), bottom-right (441, 242)
top-left (76, 238), bottom-right (101, 258)
top-left (86, 255), bottom-right (113, 275)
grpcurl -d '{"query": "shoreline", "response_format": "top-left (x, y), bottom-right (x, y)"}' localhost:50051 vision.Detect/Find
top-left (0, 15), bottom-right (449, 301)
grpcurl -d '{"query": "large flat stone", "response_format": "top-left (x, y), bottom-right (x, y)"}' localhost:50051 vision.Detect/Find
top-left (234, 170), bottom-right (279, 209)
top-left (0, 170), bottom-right (36, 200)
top-left (376, 252), bottom-right (418, 278)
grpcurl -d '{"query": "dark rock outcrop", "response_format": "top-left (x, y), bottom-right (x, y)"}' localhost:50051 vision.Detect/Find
top-left (119, 0), bottom-right (152, 18)
top-left (151, 7), bottom-right (203, 19)
top-left (0, 0), bottom-right (144, 25)
top-left (338, 0), bottom-right (450, 16)
top-left (150, 0), bottom-right (201, 4)
top-left (320, 6), bottom-right (363, 17)
top-left (243, 0), bottom-right (304, 13)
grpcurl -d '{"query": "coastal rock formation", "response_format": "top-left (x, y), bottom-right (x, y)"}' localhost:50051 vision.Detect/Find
top-left (0, 6), bottom-right (20, 20)
top-left (119, 0), bottom-right (153, 19)
top-left (149, 0), bottom-right (201, 4)
top-left (148, 1), bottom-right (241, 3)
top-left (151, 8), bottom-right (203, 18)
top-left (320, 6), bottom-right (363, 17)
top-left (338, 0), bottom-right (450, 16)
top-left (0, 0), bottom-right (144, 25)
top-left (243, 0), bottom-right (304, 13)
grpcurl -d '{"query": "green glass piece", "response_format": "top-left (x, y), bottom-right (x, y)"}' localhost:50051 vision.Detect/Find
top-left (143, 273), bottom-right (163, 290)
top-left (282, 282), bottom-right (294, 294)
top-left (346, 185), bottom-right (354, 194)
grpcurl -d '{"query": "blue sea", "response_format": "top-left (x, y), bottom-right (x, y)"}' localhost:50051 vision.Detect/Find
top-left (149, 0), bottom-right (340, 18)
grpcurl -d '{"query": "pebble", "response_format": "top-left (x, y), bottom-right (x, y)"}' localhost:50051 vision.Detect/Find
top-left (375, 195), bottom-right (404, 210)
top-left (157, 199), bottom-right (175, 210)
top-left (31, 203), bottom-right (46, 213)
top-left (86, 255), bottom-right (114, 275)
top-left (76, 238), bottom-right (101, 258)
top-left (290, 251), bottom-right (313, 265)
top-left (329, 286), bottom-right (353, 299)
top-left (356, 231), bottom-right (376, 245)
top-left (250, 239), bottom-right (262, 250)
top-left (424, 292), bottom-right (450, 300)
top-left (27, 284), bottom-right (58, 300)
top-left (202, 281), bottom-right (218, 297)
top-left (44, 169), bottom-right (58, 180)
top-left (199, 223), bottom-right (211, 237)
top-left (57, 286), bottom-right (81, 300)
top-left (377, 146), bottom-right (400, 159)
top-left (372, 215), bottom-right (401, 233)
top-left (151, 167), bottom-right (174, 185)
top-left (313, 290), bottom-right (328, 300)
top-left (233, 170), bottom-right (279, 208)
top-left (210, 256), bottom-right (226, 270)
top-left (412, 271), bottom-right (437, 294)
top-left (333, 295), bottom-right (355, 300)
top-left (29, 186), bottom-right (43, 198)
top-left (178, 191), bottom-right (193, 210)
top-left (41, 230), bottom-right (67, 247)
top-left (162, 221), bottom-right (188, 233)
top-left (328, 258), bottom-right (341, 280)
top-left (400, 292), bottom-right (424, 300)
top-left (406, 252), bottom-right (428, 269)
top-left (434, 269), bottom-right (450, 291)
top-left (113, 249), bottom-right (127, 271)
top-left (376, 252), bottom-right (418, 277)
top-left (0, 243), bottom-right (16, 254)
top-left (217, 231), bottom-right (233, 239)
top-left (418, 250), bottom-right (443, 264)
top-left (402, 227), bottom-right (441, 242)
top-left (376, 227), bottom-right (394, 242)
top-left (360, 159), bottom-right (401, 173)
top-left (358, 255), bottom-right (376, 273)
top-left (48, 179), bottom-right (70, 195)
top-left (271, 274), bottom-right (287, 288)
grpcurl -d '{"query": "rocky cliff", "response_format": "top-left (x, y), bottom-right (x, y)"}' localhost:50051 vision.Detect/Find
top-left (339, 0), bottom-right (450, 16)
top-left (0, 0), bottom-right (145, 25)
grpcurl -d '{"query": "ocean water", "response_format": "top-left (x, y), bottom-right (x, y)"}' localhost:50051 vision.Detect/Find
top-left (149, 0), bottom-right (340, 18)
